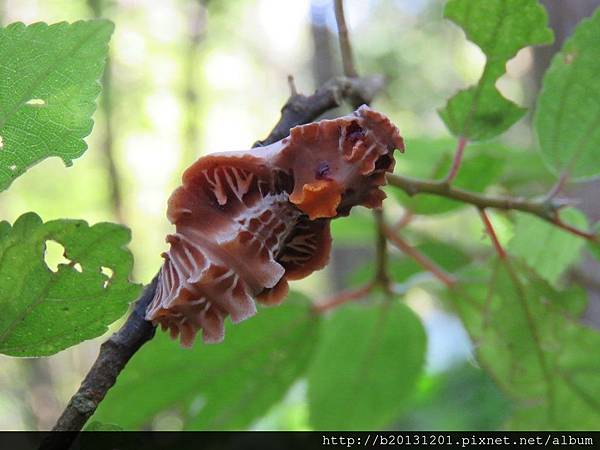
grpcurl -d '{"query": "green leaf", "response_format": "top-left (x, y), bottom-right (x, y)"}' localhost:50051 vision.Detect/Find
top-left (391, 138), bottom-right (505, 214)
top-left (0, 212), bottom-right (140, 356)
top-left (451, 260), bottom-right (600, 429)
top-left (439, 0), bottom-right (553, 140)
top-left (93, 294), bottom-right (320, 430)
top-left (0, 20), bottom-right (113, 191)
top-left (535, 9), bottom-right (600, 180)
top-left (509, 209), bottom-right (588, 285)
top-left (497, 147), bottom-right (555, 190)
top-left (308, 301), bottom-right (426, 429)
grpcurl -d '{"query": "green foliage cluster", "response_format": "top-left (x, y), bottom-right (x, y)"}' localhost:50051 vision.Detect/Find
top-left (1, 1), bottom-right (600, 431)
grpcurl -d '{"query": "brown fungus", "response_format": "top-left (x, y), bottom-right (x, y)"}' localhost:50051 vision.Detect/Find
top-left (146, 105), bottom-right (404, 346)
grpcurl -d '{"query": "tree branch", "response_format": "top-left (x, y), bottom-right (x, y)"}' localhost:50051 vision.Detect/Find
top-left (41, 278), bottom-right (158, 449)
top-left (386, 172), bottom-right (598, 241)
top-left (255, 75), bottom-right (384, 146)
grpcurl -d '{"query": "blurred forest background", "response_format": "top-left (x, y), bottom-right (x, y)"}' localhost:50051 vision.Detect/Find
top-left (1, 0), bottom-right (600, 431)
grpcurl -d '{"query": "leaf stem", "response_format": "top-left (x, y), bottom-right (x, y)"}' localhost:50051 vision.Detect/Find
top-left (552, 216), bottom-right (598, 242)
top-left (312, 282), bottom-right (374, 314)
top-left (384, 225), bottom-right (456, 287)
top-left (479, 209), bottom-right (507, 259)
top-left (443, 136), bottom-right (468, 185)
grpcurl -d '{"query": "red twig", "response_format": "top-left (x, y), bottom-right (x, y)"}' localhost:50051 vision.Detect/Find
top-left (391, 210), bottom-right (414, 232)
top-left (479, 209), bottom-right (507, 259)
top-left (444, 136), bottom-right (468, 184)
top-left (313, 282), bottom-right (374, 313)
top-left (384, 226), bottom-right (457, 287)
top-left (552, 217), bottom-right (598, 242)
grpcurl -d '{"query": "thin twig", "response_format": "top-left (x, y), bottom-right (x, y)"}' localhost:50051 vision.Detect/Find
top-left (312, 282), bottom-right (374, 313)
top-left (386, 173), bottom-right (597, 241)
top-left (391, 210), bottom-right (414, 232)
top-left (479, 209), bottom-right (507, 259)
top-left (333, 0), bottom-right (392, 296)
top-left (255, 75), bottom-right (384, 146)
top-left (89, 0), bottom-right (124, 223)
top-left (287, 74), bottom-right (298, 96)
top-left (443, 136), bottom-right (468, 185)
top-left (334, 0), bottom-right (357, 78)
top-left (552, 217), bottom-right (598, 242)
top-left (373, 209), bottom-right (392, 293)
top-left (384, 226), bottom-right (456, 287)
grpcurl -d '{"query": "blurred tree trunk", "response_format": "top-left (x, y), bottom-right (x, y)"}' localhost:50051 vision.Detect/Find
top-left (533, 0), bottom-right (600, 327)
top-left (310, 1), bottom-right (336, 87)
top-left (89, 0), bottom-right (125, 223)
top-left (180, 0), bottom-right (207, 168)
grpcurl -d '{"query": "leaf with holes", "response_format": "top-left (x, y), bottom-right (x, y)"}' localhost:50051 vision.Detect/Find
top-left (450, 260), bottom-right (600, 429)
top-left (0, 20), bottom-right (113, 191)
top-left (92, 294), bottom-right (319, 429)
top-left (0, 212), bottom-right (140, 356)
top-left (535, 9), bottom-right (600, 180)
top-left (439, 0), bottom-right (553, 140)
top-left (308, 301), bottom-right (426, 429)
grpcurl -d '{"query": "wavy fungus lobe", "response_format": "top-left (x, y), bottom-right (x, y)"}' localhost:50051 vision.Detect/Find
top-left (146, 105), bottom-right (404, 346)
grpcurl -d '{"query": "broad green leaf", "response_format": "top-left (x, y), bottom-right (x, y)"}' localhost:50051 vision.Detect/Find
top-left (391, 138), bottom-right (504, 214)
top-left (0, 20), bottom-right (113, 191)
top-left (93, 294), bottom-right (319, 430)
top-left (308, 301), bottom-right (426, 429)
top-left (535, 9), bottom-right (600, 180)
top-left (350, 239), bottom-right (470, 286)
top-left (451, 260), bottom-right (600, 429)
top-left (0, 212), bottom-right (140, 356)
top-left (440, 0), bottom-right (553, 140)
top-left (509, 209), bottom-right (588, 285)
